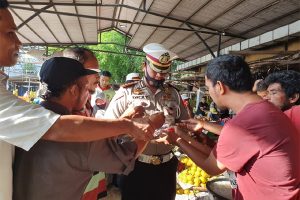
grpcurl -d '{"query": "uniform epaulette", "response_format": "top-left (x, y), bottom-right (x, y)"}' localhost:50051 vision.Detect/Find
top-left (165, 83), bottom-right (180, 91)
top-left (121, 81), bottom-right (139, 88)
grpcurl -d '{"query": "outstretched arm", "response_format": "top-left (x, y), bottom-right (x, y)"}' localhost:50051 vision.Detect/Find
top-left (43, 115), bottom-right (154, 142)
top-left (180, 118), bottom-right (223, 135)
top-left (164, 126), bottom-right (226, 176)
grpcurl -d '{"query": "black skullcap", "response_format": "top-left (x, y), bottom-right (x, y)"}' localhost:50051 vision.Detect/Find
top-left (40, 57), bottom-right (97, 89)
top-left (0, 0), bottom-right (9, 9)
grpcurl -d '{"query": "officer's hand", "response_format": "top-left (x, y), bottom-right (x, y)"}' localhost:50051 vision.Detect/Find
top-left (158, 127), bottom-right (181, 145)
top-left (155, 133), bottom-right (170, 144)
top-left (121, 106), bottom-right (145, 119)
top-left (178, 118), bottom-right (204, 132)
top-left (130, 118), bottom-right (155, 141)
top-left (148, 112), bottom-right (165, 129)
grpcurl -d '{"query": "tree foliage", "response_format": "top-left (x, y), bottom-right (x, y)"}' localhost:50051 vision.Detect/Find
top-left (88, 30), bottom-right (144, 83)
top-left (23, 63), bottom-right (35, 74)
top-left (46, 30), bottom-right (144, 83)
top-left (47, 30), bottom-right (184, 84)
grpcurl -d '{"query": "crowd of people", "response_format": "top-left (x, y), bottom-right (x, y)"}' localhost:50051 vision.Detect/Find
top-left (0, 0), bottom-right (299, 200)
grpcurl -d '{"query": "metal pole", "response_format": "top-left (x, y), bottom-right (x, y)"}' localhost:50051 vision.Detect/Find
top-left (217, 34), bottom-right (222, 57)
top-left (186, 23), bottom-right (216, 58)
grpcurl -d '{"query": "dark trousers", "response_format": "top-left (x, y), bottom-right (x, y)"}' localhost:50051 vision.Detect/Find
top-left (121, 156), bottom-right (178, 200)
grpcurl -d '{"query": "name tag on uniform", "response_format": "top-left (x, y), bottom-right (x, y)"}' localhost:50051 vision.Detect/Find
top-left (132, 95), bottom-right (148, 100)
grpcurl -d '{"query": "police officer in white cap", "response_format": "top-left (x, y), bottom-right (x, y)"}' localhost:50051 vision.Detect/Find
top-left (125, 72), bottom-right (141, 83)
top-left (105, 43), bottom-right (189, 200)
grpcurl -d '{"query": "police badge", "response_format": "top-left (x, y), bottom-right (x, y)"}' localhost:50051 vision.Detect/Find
top-left (159, 52), bottom-right (170, 64)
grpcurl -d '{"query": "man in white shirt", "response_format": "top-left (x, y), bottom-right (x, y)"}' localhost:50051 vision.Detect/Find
top-left (91, 70), bottom-right (115, 118)
top-left (0, 1), bottom-right (155, 199)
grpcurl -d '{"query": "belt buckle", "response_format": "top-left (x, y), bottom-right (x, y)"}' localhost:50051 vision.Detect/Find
top-left (150, 156), bottom-right (161, 165)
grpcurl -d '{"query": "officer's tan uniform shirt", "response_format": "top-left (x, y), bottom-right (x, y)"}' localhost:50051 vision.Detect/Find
top-left (104, 79), bottom-right (189, 155)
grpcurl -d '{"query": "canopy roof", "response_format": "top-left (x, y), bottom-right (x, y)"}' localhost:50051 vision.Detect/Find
top-left (8, 0), bottom-right (300, 61)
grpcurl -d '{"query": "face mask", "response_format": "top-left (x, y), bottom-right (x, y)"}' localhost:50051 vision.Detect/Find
top-left (145, 68), bottom-right (165, 89)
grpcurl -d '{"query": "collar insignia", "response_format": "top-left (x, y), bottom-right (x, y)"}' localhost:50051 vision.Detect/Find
top-left (133, 88), bottom-right (144, 95)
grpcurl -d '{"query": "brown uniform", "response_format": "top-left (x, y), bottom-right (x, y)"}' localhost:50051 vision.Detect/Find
top-left (104, 78), bottom-right (189, 200)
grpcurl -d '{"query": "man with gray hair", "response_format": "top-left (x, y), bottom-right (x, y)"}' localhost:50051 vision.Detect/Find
top-left (63, 47), bottom-right (110, 199)
top-left (63, 48), bottom-right (100, 90)
top-left (63, 47), bottom-right (100, 116)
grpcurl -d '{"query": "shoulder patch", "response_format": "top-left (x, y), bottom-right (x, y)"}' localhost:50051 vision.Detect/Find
top-left (166, 83), bottom-right (179, 91)
top-left (121, 81), bottom-right (138, 88)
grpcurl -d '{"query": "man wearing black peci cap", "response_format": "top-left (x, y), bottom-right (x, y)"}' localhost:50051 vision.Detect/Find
top-left (13, 57), bottom-right (152, 200)
top-left (38, 57), bottom-right (97, 113)
top-left (0, 1), bottom-right (154, 198)
top-left (40, 57), bottom-right (97, 90)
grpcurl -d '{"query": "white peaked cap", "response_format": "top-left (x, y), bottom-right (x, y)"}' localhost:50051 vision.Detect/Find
top-left (143, 43), bottom-right (178, 73)
top-left (143, 43), bottom-right (178, 63)
top-left (126, 72), bottom-right (140, 81)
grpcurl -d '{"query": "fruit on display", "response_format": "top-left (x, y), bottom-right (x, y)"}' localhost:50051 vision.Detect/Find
top-left (176, 156), bottom-right (217, 195)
